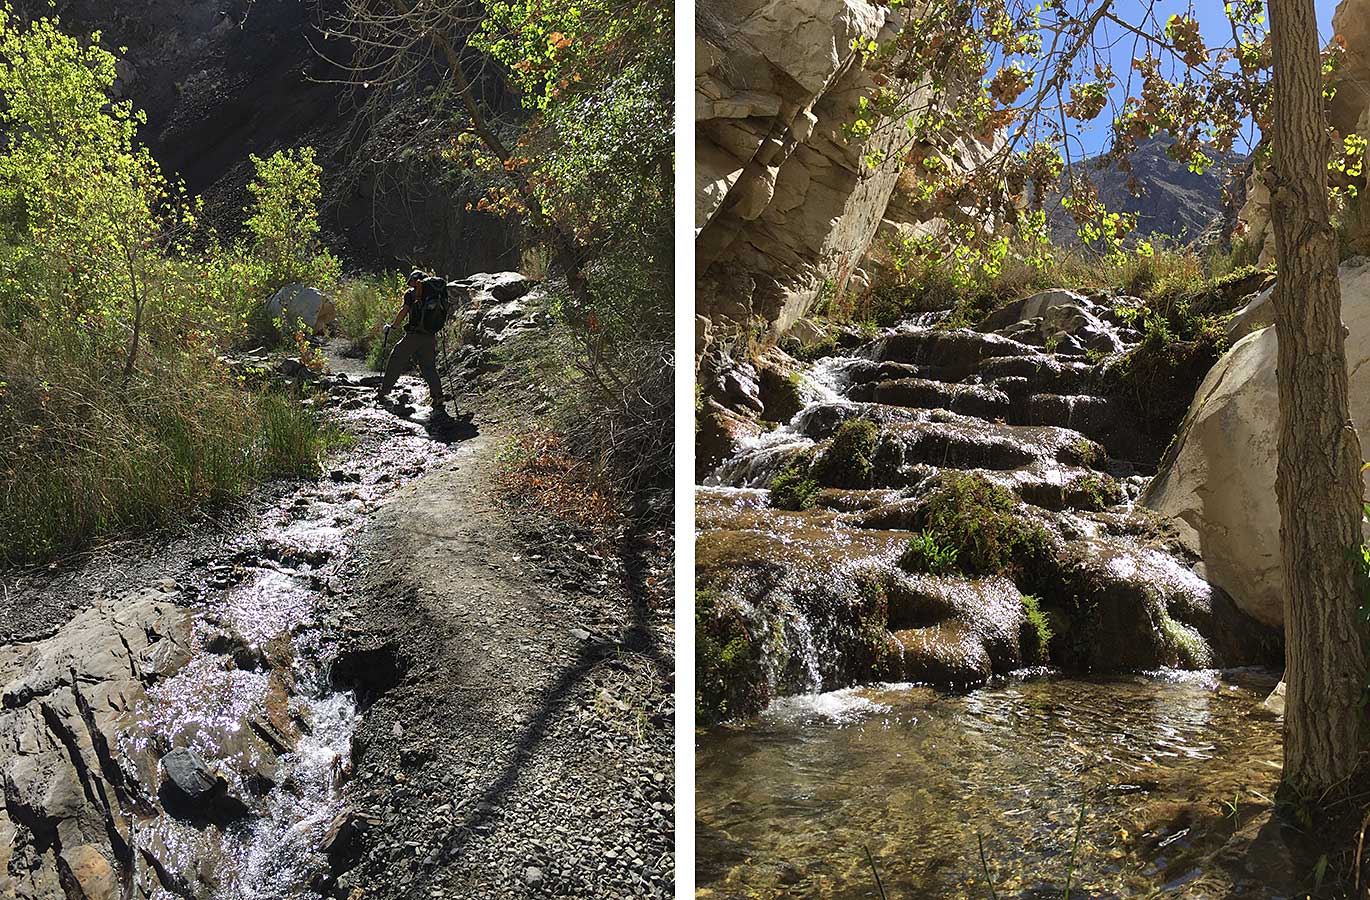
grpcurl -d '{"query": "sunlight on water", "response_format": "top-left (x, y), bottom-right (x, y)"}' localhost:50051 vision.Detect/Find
top-left (698, 672), bottom-right (1283, 900)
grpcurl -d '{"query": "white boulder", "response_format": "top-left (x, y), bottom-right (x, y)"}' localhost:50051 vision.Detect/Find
top-left (267, 283), bottom-right (336, 332)
top-left (1141, 258), bottom-right (1370, 627)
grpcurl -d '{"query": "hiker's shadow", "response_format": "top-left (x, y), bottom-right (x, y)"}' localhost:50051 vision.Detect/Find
top-left (424, 412), bottom-right (479, 445)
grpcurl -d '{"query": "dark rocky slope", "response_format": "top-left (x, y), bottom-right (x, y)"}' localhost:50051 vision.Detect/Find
top-left (15, 0), bottom-right (519, 275)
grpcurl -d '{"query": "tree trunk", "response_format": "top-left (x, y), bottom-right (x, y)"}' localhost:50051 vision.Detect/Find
top-left (1269, 0), bottom-right (1368, 798)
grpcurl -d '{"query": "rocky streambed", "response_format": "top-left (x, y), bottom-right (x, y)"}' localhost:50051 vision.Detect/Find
top-left (0, 355), bottom-right (451, 900)
top-left (695, 286), bottom-right (1298, 895)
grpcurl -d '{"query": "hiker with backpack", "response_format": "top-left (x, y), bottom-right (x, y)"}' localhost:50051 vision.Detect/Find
top-left (377, 269), bottom-right (453, 419)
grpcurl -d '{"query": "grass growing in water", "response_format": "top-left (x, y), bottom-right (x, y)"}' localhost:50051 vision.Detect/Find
top-left (1020, 594), bottom-right (1053, 664)
top-left (899, 531), bottom-right (960, 575)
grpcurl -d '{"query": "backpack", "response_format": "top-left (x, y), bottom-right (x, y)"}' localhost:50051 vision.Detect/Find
top-left (410, 276), bottom-right (452, 334)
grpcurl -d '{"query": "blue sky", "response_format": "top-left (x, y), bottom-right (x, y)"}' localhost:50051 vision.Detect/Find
top-left (1064, 0), bottom-right (1342, 156)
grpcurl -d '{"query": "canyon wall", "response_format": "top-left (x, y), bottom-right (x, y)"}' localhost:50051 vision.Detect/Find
top-left (696, 0), bottom-right (984, 338)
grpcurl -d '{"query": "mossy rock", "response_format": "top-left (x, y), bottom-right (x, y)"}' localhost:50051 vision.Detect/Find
top-left (696, 588), bottom-right (768, 726)
top-left (816, 418), bottom-right (880, 488)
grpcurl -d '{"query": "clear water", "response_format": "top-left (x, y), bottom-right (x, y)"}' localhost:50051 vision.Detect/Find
top-left (696, 671), bottom-right (1284, 900)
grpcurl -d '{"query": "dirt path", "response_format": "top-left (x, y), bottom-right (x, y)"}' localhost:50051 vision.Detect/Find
top-left (326, 423), bottom-right (675, 899)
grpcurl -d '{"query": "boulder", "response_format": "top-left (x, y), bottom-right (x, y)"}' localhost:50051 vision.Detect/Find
top-left (161, 747), bottom-right (221, 800)
top-left (455, 271), bottom-right (535, 303)
top-left (267, 283), bottom-right (337, 332)
top-left (1142, 258), bottom-right (1370, 628)
top-left (1225, 282), bottom-right (1275, 342)
top-left (981, 289), bottom-right (1123, 355)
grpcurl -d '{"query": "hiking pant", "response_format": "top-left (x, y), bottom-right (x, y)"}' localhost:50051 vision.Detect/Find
top-left (380, 330), bottom-right (444, 402)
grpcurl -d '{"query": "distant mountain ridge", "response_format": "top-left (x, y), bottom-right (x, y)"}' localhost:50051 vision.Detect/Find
top-left (1047, 136), bottom-right (1247, 247)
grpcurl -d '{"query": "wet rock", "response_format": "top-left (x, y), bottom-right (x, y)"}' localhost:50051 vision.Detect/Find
top-left (874, 329), bottom-right (1037, 380)
top-left (755, 350), bottom-right (807, 423)
top-left (204, 630), bottom-right (267, 671)
top-left (161, 747), bottom-right (220, 800)
top-left (866, 377), bottom-right (1010, 420)
top-left (696, 399), bottom-right (764, 477)
top-left (319, 810), bottom-right (370, 874)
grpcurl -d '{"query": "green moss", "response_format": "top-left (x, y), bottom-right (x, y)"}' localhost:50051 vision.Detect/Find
top-left (695, 588), bottom-right (765, 726)
top-left (769, 450), bottom-right (822, 511)
top-left (1020, 594), bottom-right (1053, 665)
top-left (1161, 615), bottom-right (1212, 668)
top-left (917, 473), bottom-right (1052, 577)
top-left (1071, 473), bottom-right (1124, 511)
top-left (855, 577), bottom-right (898, 680)
top-left (1067, 438), bottom-right (1105, 468)
top-left (1106, 304), bottom-right (1228, 446)
top-left (898, 531), bottom-right (960, 574)
top-left (817, 418), bottom-right (880, 488)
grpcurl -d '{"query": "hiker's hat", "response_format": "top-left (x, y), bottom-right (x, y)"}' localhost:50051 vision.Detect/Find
top-left (408, 269), bottom-right (426, 285)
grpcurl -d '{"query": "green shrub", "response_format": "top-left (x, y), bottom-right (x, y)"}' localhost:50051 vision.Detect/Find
top-left (818, 418), bottom-right (880, 488)
top-left (769, 451), bottom-right (822, 511)
top-left (918, 473), bottom-right (1051, 577)
top-left (1020, 594), bottom-right (1053, 664)
top-left (0, 15), bottom-right (342, 564)
top-left (899, 531), bottom-right (960, 574)
top-left (336, 272), bottom-right (405, 360)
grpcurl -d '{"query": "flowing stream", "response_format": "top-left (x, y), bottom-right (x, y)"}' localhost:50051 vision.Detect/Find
top-left (0, 352), bottom-right (449, 899)
top-left (697, 294), bottom-right (1287, 898)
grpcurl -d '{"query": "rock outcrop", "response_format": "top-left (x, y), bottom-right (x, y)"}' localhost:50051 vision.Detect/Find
top-left (0, 580), bottom-right (310, 899)
top-left (697, 290), bottom-right (1277, 721)
top-left (0, 584), bottom-right (192, 900)
top-left (11, 0), bottom-right (521, 276)
top-left (696, 0), bottom-right (981, 336)
top-left (1142, 257), bottom-right (1370, 628)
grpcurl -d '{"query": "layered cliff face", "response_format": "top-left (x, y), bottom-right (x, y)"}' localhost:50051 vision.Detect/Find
top-left (697, 0), bottom-right (959, 337)
top-left (17, 0), bottom-right (520, 276)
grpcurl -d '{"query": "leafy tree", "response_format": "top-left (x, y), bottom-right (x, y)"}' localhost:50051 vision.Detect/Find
top-left (245, 147), bottom-right (340, 291)
top-left (328, 0), bottom-right (673, 505)
top-left (0, 8), bottom-right (195, 377)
